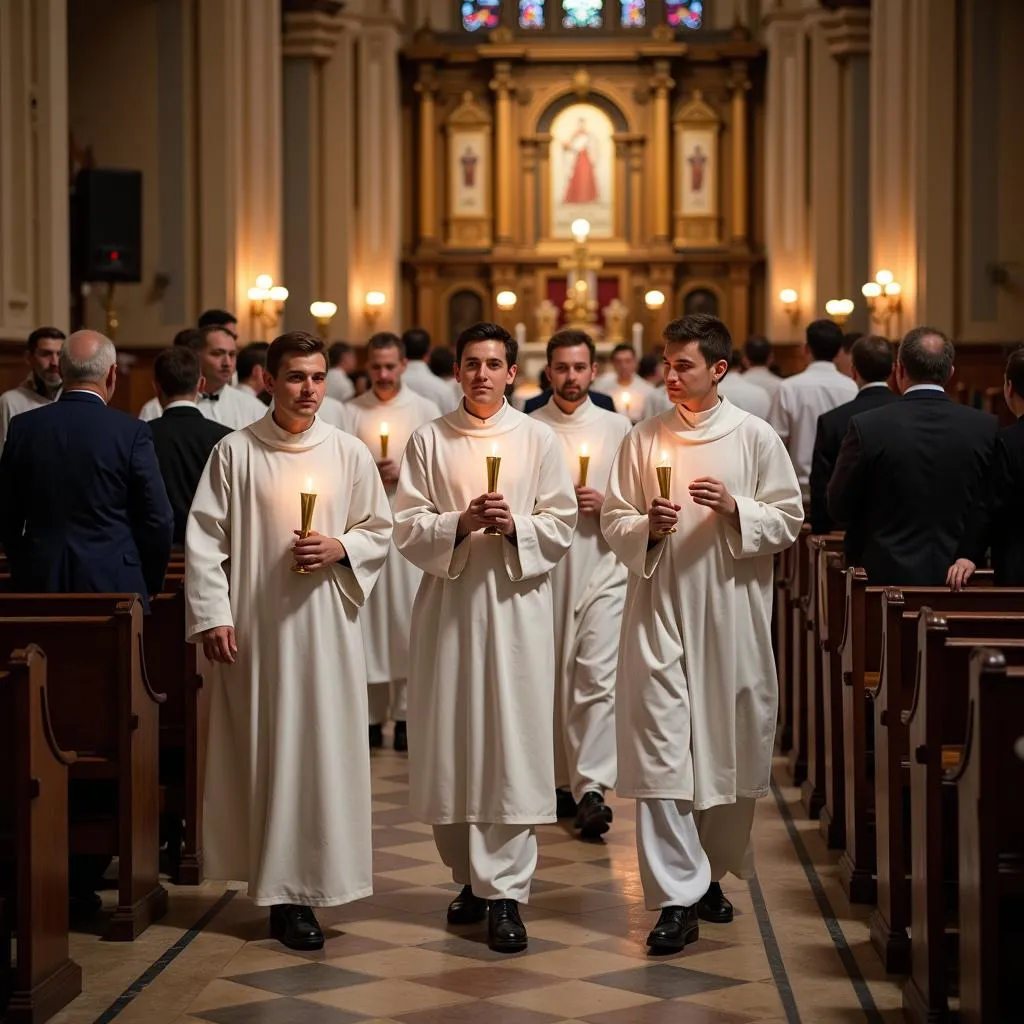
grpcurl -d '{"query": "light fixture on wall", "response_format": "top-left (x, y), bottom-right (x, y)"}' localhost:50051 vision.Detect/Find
top-left (496, 290), bottom-right (518, 312)
top-left (824, 298), bottom-right (854, 326)
top-left (861, 270), bottom-right (902, 330)
top-left (248, 274), bottom-right (289, 332)
top-left (644, 289), bottom-right (666, 311)
top-left (309, 300), bottom-right (338, 340)
top-left (364, 290), bottom-right (386, 328)
top-left (778, 288), bottom-right (799, 325)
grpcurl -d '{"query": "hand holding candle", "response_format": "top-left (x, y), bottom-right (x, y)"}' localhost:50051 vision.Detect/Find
top-left (379, 421), bottom-right (389, 460)
top-left (578, 443), bottom-right (590, 487)
top-left (649, 450), bottom-right (679, 538)
top-left (483, 442), bottom-right (503, 536)
top-left (620, 392), bottom-right (631, 417)
top-left (688, 475), bottom-right (739, 528)
top-left (291, 476), bottom-right (319, 573)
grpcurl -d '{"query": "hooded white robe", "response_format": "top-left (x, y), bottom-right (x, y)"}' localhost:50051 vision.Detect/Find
top-left (392, 399), bottom-right (577, 824)
top-left (184, 411), bottom-right (393, 906)
top-left (601, 398), bottom-right (803, 814)
top-left (530, 397), bottom-right (631, 798)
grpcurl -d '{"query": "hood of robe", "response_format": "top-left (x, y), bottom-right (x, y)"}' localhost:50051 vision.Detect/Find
top-left (661, 396), bottom-right (749, 444)
top-left (248, 410), bottom-right (338, 452)
top-left (443, 397), bottom-right (523, 437)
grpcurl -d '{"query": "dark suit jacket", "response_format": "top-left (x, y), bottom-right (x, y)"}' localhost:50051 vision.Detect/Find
top-left (827, 389), bottom-right (998, 585)
top-left (960, 415), bottom-right (1024, 585)
top-left (149, 405), bottom-right (233, 544)
top-left (0, 391), bottom-right (174, 607)
top-left (809, 384), bottom-right (898, 535)
top-left (523, 389), bottom-right (615, 414)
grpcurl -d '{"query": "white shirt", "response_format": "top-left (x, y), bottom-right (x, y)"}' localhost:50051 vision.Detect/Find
top-left (139, 385), bottom-right (266, 431)
top-left (718, 372), bottom-right (771, 419)
top-left (742, 366), bottom-right (784, 400)
top-left (767, 361), bottom-right (858, 499)
top-left (327, 367), bottom-right (355, 402)
top-left (904, 384), bottom-right (946, 394)
top-left (403, 359), bottom-right (459, 413)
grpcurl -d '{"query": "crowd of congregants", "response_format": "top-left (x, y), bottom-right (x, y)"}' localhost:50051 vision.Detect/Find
top-left (0, 309), bottom-right (1021, 958)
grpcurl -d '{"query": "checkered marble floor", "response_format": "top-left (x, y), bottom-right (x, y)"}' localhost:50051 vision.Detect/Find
top-left (50, 740), bottom-right (909, 1024)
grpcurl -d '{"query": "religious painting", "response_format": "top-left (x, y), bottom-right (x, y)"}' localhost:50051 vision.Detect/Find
top-left (562, 0), bottom-right (602, 29)
top-left (673, 89), bottom-right (721, 247)
top-left (665, 0), bottom-right (702, 29)
top-left (450, 130), bottom-right (487, 217)
top-left (519, 0), bottom-right (545, 28)
top-left (445, 92), bottom-right (492, 248)
top-left (461, 0), bottom-right (501, 32)
top-left (680, 129), bottom-right (715, 215)
top-left (549, 103), bottom-right (615, 239)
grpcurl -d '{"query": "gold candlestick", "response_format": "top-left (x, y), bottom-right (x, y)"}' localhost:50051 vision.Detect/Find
top-left (483, 452), bottom-right (502, 536)
top-left (578, 454), bottom-right (590, 487)
top-left (656, 461), bottom-right (676, 535)
top-left (291, 489), bottom-right (318, 573)
top-left (380, 422), bottom-right (389, 459)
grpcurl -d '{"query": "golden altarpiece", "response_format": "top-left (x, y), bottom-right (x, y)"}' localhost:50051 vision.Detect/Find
top-left (400, 1), bottom-right (764, 383)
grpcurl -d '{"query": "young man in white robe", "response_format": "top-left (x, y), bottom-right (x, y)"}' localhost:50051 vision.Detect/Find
top-left (530, 330), bottom-right (631, 838)
top-left (601, 314), bottom-right (803, 953)
top-left (593, 343), bottom-right (655, 423)
top-left (347, 332), bottom-right (441, 752)
top-left (185, 331), bottom-right (393, 951)
top-left (393, 322), bottom-right (577, 953)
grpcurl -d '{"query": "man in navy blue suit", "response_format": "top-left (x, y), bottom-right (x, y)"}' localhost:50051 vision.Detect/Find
top-left (0, 330), bottom-right (174, 610)
top-left (523, 387), bottom-right (615, 414)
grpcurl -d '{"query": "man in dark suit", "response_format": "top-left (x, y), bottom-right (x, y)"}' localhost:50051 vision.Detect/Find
top-left (808, 335), bottom-right (897, 535)
top-left (148, 346), bottom-right (233, 545)
top-left (0, 331), bottom-right (174, 609)
top-left (828, 327), bottom-right (997, 585)
top-left (947, 346), bottom-right (1024, 588)
top-left (524, 388), bottom-right (615, 414)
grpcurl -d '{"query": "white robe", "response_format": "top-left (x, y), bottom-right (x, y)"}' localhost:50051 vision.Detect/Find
top-left (594, 373), bottom-right (654, 423)
top-left (600, 398), bottom-right (803, 811)
top-left (139, 385), bottom-right (266, 429)
top-left (347, 386), bottom-right (440, 685)
top-left (0, 378), bottom-right (55, 449)
top-left (184, 412), bottom-right (393, 906)
top-left (641, 387), bottom-right (674, 420)
top-left (530, 398), bottom-right (631, 796)
top-left (392, 399), bottom-right (577, 825)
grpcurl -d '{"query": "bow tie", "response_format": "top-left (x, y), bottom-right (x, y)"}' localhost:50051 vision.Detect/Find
top-left (200, 392), bottom-right (220, 402)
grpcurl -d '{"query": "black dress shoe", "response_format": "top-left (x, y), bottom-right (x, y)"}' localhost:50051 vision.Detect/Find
top-left (574, 791), bottom-right (613, 839)
top-left (488, 899), bottom-right (527, 953)
top-left (646, 905), bottom-right (699, 952)
top-left (393, 720), bottom-right (408, 752)
top-left (270, 904), bottom-right (325, 951)
top-left (369, 723), bottom-right (383, 749)
top-left (555, 788), bottom-right (578, 819)
top-left (446, 884), bottom-right (487, 925)
top-left (697, 882), bottom-right (734, 923)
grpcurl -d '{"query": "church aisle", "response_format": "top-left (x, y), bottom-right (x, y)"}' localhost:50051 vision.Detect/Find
top-left (50, 749), bottom-right (906, 1024)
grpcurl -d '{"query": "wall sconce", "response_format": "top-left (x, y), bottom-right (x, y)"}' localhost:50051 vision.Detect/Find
top-left (778, 288), bottom-right (799, 325)
top-left (862, 270), bottom-right (902, 329)
top-left (571, 218), bottom-right (591, 243)
top-left (496, 290), bottom-right (518, 312)
top-left (309, 300), bottom-right (338, 341)
top-left (248, 274), bottom-right (288, 331)
top-left (644, 289), bottom-right (666, 311)
top-left (824, 298), bottom-right (854, 326)
top-left (364, 290), bottom-right (386, 328)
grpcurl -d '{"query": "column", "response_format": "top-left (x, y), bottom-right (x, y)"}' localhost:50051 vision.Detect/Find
top-left (729, 60), bottom-right (751, 245)
top-left (650, 60), bottom-right (675, 246)
top-left (490, 62), bottom-right (514, 246)
top-left (520, 138), bottom-right (538, 246)
top-left (613, 136), bottom-right (629, 240)
top-left (281, 3), bottom-right (345, 334)
top-left (415, 64), bottom-right (440, 249)
top-left (628, 139), bottom-right (644, 245)
top-left (0, 0), bottom-right (68, 335)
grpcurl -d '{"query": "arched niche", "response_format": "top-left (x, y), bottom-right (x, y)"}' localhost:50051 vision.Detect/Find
top-left (445, 286), bottom-right (487, 342)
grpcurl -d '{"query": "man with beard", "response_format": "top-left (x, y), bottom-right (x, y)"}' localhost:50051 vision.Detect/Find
top-left (530, 330), bottom-right (631, 837)
top-left (0, 326), bottom-right (65, 450)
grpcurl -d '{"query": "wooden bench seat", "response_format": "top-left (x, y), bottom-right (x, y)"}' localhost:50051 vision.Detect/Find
top-left (0, 645), bottom-right (82, 1022)
top-left (817, 550), bottom-right (847, 849)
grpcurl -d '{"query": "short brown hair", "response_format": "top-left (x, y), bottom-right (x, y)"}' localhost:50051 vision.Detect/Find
top-left (547, 329), bottom-right (595, 365)
top-left (154, 346), bottom-right (201, 397)
top-left (266, 331), bottom-right (327, 377)
top-left (367, 332), bottom-right (405, 357)
top-left (455, 322), bottom-right (516, 367)
top-left (1006, 345), bottom-right (1024, 398)
top-left (850, 335), bottom-right (893, 383)
top-left (663, 314), bottom-right (732, 366)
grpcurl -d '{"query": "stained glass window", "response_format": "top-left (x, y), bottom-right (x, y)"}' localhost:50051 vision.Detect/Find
top-left (519, 0), bottom-right (545, 29)
top-left (461, 0), bottom-right (500, 32)
top-left (665, 0), bottom-right (703, 29)
top-left (620, 0), bottom-right (646, 27)
top-left (562, 0), bottom-right (602, 29)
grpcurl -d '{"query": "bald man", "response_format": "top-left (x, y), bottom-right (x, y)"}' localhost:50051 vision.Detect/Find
top-left (0, 330), bottom-right (174, 607)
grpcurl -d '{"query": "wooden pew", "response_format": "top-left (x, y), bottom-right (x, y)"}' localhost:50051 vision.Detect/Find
top-left (787, 524), bottom-right (812, 785)
top-left (870, 589), bottom-right (1024, 974)
top-left (817, 549), bottom-right (847, 849)
top-left (0, 645), bottom-right (82, 1023)
top-left (774, 544), bottom-right (794, 753)
top-left (903, 613), bottom-right (1024, 1022)
top-left (956, 647), bottom-right (1024, 1023)
top-left (0, 601), bottom-right (167, 941)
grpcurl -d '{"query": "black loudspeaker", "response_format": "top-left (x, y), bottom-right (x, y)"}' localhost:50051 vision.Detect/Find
top-left (72, 168), bottom-right (142, 283)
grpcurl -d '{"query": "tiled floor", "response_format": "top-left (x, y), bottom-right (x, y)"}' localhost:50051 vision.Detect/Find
top-left (49, 742), bottom-right (907, 1024)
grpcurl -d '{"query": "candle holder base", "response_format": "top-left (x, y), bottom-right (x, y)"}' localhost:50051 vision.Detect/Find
top-left (482, 526), bottom-right (503, 537)
top-left (290, 563), bottom-right (314, 574)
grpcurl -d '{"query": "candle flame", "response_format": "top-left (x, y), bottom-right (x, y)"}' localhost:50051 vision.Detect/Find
top-left (380, 421), bottom-right (389, 436)
top-left (303, 475), bottom-right (315, 493)
top-left (580, 443), bottom-right (589, 457)
top-left (491, 442), bottom-right (498, 456)
top-left (620, 392), bottom-right (630, 405)
top-left (659, 450), bottom-right (669, 467)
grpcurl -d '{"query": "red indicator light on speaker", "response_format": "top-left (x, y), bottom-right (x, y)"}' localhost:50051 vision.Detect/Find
top-left (111, 251), bottom-right (119, 260)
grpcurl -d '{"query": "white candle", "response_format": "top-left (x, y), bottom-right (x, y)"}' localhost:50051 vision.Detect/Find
top-left (580, 443), bottom-right (589, 458)
top-left (632, 322), bottom-right (643, 354)
top-left (515, 322), bottom-right (527, 347)
top-left (380, 421), bottom-right (389, 439)
top-left (303, 475), bottom-right (316, 494)
top-left (620, 392), bottom-right (631, 414)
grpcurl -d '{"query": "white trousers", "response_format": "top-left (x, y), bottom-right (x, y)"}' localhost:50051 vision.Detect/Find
top-left (367, 679), bottom-right (407, 725)
top-left (636, 798), bottom-right (757, 910)
top-left (432, 823), bottom-right (537, 902)
top-left (553, 589), bottom-right (620, 801)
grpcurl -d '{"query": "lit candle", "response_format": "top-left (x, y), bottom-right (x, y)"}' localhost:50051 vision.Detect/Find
top-left (655, 451), bottom-right (676, 535)
top-left (632, 322), bottom-right (643, 352)
top-left (578, 443), bottom-right (591, 487)
top-left (484, 442), bottom-right (502, 536)
top-left (620, 392), bottom-right (631, 416)
top-left (515, 322), bottom-right (527, 347)
top-left (292, 476), bottom-right (319, 573)
top-left (379, 421), bottom-right (389, 459)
